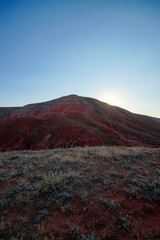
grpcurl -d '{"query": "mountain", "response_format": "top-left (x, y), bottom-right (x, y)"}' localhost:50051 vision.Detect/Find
top-left (0, 94), bottom-right (160, 151)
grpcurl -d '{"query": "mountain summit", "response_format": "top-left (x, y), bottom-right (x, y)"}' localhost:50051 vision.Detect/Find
top-left (0, 95), bottom-right (160, 150)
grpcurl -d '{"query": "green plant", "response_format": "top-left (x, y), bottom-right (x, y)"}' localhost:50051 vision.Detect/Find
top-left (0, 225), bottom-right (5, 235)
top-left (71, 225), bottom-right (80, 239)
top-left (118, 216), bottom-right (132, 231)
top-left (81, 234), bottom-right (102, 240)
top-left (38, 170), bottom-right (78, 192)
top-left (107, 200), bottom-right (117, 211)
top-left (9, 234), bottom-right (25, 240)
top-left (34, 208), bottom-right (49, 223)
top-left (63, 203), bottom-right (72, 214)
top-left (81, 191), bottom-right (89, 202)
top-left (0, 197), bottom-right (12, 209)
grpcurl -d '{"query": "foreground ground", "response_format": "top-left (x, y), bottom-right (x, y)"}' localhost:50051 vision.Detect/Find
top-left (0, 146), bottom-right (160, 240)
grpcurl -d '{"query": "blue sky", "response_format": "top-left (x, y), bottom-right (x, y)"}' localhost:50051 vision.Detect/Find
top-left (0, 0), bottom-right (160, 118)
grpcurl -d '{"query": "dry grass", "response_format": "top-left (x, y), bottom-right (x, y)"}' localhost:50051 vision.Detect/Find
top-left (0, 146), bottom-right (160, 240)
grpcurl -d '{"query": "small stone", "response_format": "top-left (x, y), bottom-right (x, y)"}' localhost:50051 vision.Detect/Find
top-left (82, 207), bottom-right (87, 213)
top-left (60, 207), bottom-right (65, 214)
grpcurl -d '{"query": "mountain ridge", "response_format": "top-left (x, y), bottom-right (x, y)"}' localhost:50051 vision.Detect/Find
top-left (1, 94), bottom-right (160, 121)
top-left (0, 94), bottom-right (160, 150)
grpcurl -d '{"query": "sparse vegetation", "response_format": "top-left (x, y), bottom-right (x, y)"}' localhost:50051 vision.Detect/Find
top-left (0, 146), bottom-right (160, 239)
top-left (34, 208), bottom-right (49, 223)
top-left (118, 216), bottom-right (132, 231)
top-left (0, 197), bottom-right (12, 209)
top-left (38, 170), bottom-right (79, 193)
top-left (107, 200), bottom-right (117, 211)
top-left (71, 225), bottom-right (80, 239)
top-left (81, 234), bottom-right (102, 240)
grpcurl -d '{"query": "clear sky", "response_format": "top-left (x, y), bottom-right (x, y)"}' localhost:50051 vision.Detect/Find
top-left (0, 0), bottom-right (160, 118)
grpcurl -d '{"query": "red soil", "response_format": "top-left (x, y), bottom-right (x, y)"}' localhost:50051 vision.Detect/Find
top-left (0, 95), bottom-right (160, 151)
top-left (0, 147), bottom-right (160, 239)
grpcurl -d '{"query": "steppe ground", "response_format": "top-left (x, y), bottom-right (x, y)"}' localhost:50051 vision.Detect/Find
top-left (0, 146), bottom-right (160, 240)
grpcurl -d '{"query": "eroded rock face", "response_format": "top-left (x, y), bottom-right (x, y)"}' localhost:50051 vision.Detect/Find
top-left (0, 94), bottom-right (160, 150)
top-left (10, 110), bottom-right (26, 118)
top-left (6, 96), bottom-right (89, 119)
top-left (41, 99), bottom-right (87, 120)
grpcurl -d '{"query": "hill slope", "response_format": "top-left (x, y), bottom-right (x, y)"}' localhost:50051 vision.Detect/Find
top-left (0, 95), bottom-right (160, 150)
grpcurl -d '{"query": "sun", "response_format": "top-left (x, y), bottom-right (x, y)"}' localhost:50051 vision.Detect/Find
top-left (106, 94), bottom-right (121, 106)
top-left (99, 92), bottom-right (124, 107)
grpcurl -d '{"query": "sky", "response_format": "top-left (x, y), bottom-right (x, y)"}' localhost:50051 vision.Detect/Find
top-left (0, 0), bottom-right (160, 118)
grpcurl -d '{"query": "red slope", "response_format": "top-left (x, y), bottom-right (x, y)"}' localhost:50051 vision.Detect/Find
top-left (0, 95), bottom-right (160, 150)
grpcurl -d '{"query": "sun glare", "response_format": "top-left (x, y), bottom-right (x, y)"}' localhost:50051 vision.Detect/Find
top-left (99, 93), bottom-right (124, 107)
top-left (106, 94), bottom-right (121, 106)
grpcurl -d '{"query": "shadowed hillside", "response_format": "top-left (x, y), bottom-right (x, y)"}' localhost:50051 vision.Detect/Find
top-left (0, 95), bottom-right (160, 150)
